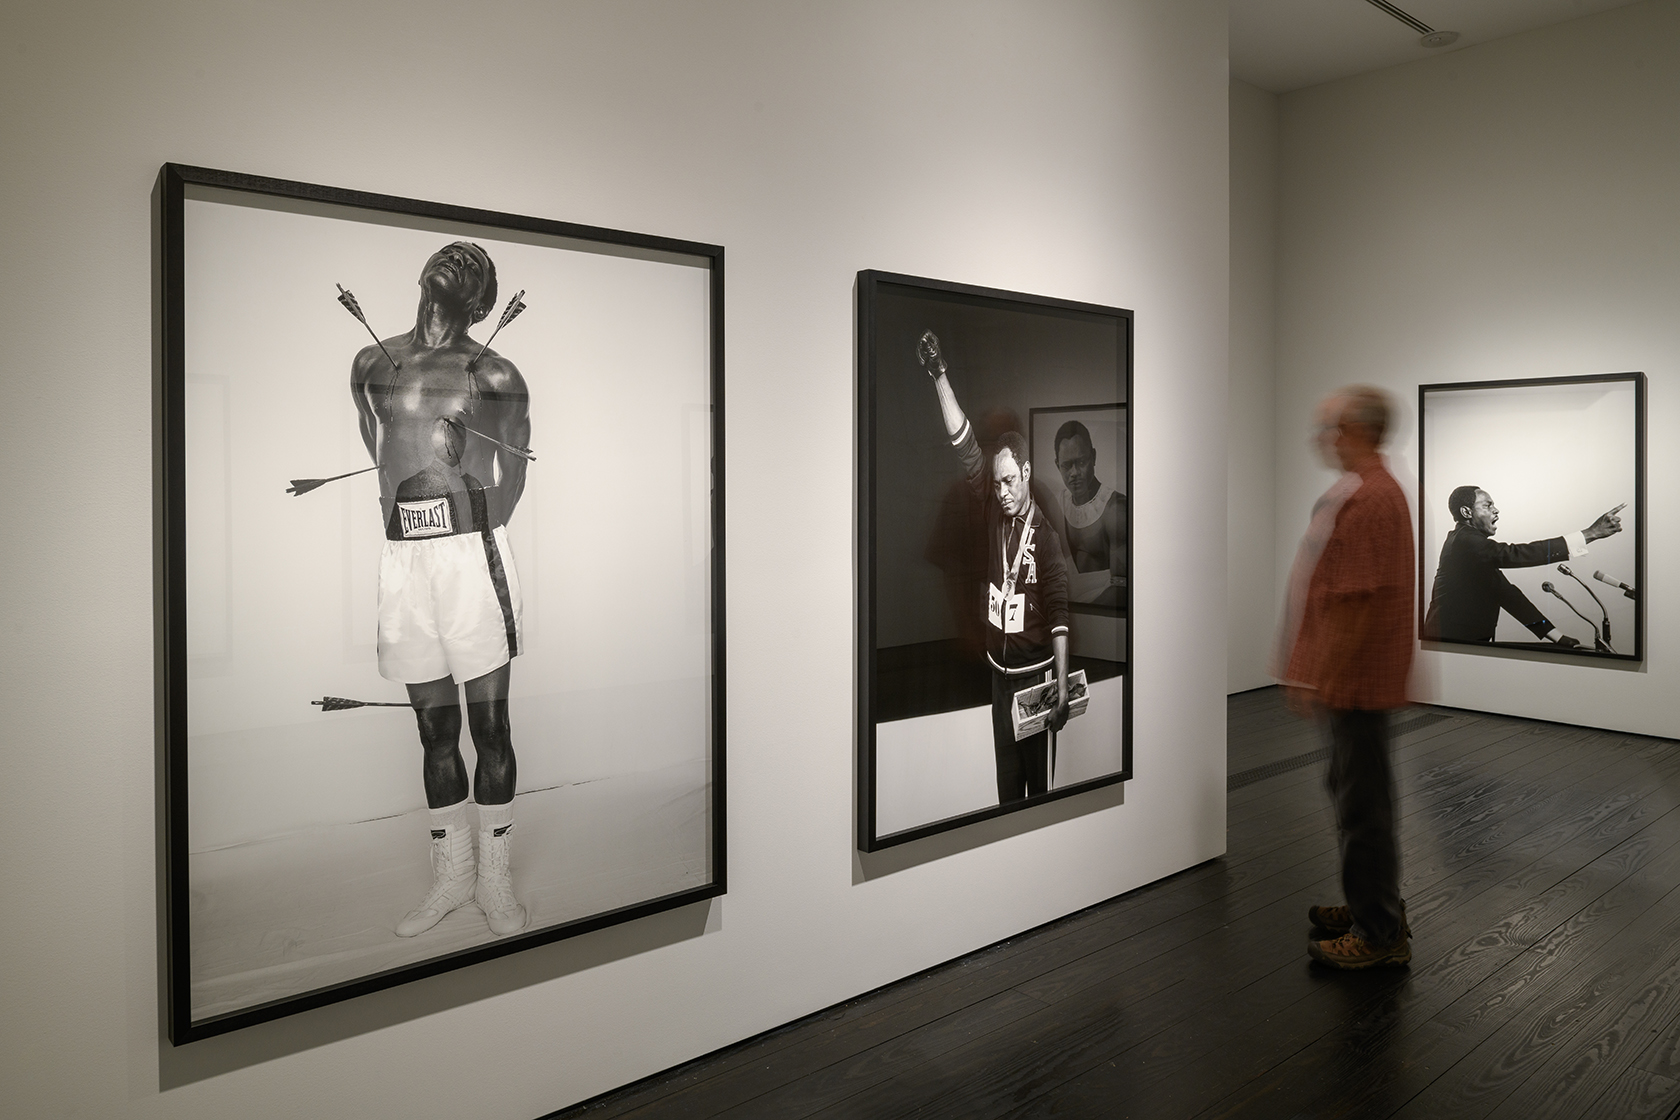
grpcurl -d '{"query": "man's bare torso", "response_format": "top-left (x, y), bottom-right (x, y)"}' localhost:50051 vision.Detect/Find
top-left (351, 334), bottom-right (528, 525)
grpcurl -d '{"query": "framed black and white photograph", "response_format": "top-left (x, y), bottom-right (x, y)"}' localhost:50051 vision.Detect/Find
top-left (1418, 373), bottom-right (1643, 661)
top-left (158, 164), bottom-right (724, 1042)
top-left (856, 270), bottom-right (1132, 851)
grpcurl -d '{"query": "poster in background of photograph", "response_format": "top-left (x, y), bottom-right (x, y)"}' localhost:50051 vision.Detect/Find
top-left (1418, 373), bottom-right (1643, 662)
top-left (857, 270), bottom-right (1133, 851)
top-left (1030, 405), bottom-right (1128, 617)
top-left (159, 164), bottom-right (725, 1043)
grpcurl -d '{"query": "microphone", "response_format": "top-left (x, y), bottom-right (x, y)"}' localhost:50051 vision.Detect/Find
top-left (1593, 570), bottom-right (1638, 600)
top-left (1559, 564), bottom-right (1610, 644)
top-left (1543, 582), bottom-right (1604, 650)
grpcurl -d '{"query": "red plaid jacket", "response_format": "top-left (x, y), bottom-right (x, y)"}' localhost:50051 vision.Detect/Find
top-left (1286, 460), bottom-right (1414, 710)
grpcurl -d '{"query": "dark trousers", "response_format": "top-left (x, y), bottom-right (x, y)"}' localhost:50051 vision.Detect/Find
top-left (991, 669), bottom-right (1049, 804)
top-left (1325, 707), bottom-right (1405, 945)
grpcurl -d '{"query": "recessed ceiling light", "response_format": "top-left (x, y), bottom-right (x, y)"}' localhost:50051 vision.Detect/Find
top-left (1421, 30), bottom-right (1460, 48)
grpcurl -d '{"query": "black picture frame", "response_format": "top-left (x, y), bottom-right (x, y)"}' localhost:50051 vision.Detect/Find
top-left (158, 164), bottom-right (725, 1043)
top-left (1417, 372), bottom-right (1644, 662)
top-left (856, 270), bottom-right (1133, 852)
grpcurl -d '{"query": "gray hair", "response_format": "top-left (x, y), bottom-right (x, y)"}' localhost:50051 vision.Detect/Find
top-left (1337, 385), bottom-right (1392, 445)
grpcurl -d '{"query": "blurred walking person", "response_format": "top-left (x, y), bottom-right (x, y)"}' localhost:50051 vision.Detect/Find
top-left (1274, 386), bottom-right (1414, 968)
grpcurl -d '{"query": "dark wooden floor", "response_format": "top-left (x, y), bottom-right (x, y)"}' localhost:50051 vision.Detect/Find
top-left (554, 690), bottom-right (1680, 1119)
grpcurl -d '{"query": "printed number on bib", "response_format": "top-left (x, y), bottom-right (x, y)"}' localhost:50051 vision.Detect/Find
top-left (988, 583), bottom-right (1025, 634)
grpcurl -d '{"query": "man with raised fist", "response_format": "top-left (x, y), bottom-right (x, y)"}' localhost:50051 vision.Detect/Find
top-left (917, 330), bottom-right (1071, 805)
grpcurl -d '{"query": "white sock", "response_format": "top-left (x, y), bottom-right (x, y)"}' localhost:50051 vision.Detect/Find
top-left (429, 798), bottom-right (470, 835)
top-left (477, 800), bottom-right (514, 837)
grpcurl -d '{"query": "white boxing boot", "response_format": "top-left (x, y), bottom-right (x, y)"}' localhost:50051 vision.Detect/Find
top-left (474, 801), bottom-right (528, 936)
top-left (395, 800), bottom-right (477, 937)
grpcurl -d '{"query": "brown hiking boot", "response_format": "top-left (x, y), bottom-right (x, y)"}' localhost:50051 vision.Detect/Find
top-left (1307, 901), bottom-right (1409, 938)
top-left (1307, 904), bottom-right (1353, 932)
top-left (1308, 931), bottom-right (1411, 969)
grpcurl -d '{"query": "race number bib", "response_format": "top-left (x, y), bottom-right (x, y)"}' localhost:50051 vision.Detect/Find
top-left (988, 582), bottom-right (1025, 633)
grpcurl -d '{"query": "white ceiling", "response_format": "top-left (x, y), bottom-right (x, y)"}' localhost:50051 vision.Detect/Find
top-left (1231, 0), bottom-right (1647, 93)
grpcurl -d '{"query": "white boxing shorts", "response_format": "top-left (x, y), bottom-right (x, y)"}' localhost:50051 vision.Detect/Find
top-left (377, 526), bottom-right (524, 685)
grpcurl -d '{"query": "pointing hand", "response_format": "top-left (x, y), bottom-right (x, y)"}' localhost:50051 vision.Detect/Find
top-left (1583, 503), bottom-right (1626, 543)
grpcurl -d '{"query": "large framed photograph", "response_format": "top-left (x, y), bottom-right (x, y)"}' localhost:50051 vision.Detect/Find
top-left (857, 270), bottom-right (1132, 851)
top-left (1418, 373), bottom-right (1643, 661)
top-left (158, 164), bottom-right (724, 1042)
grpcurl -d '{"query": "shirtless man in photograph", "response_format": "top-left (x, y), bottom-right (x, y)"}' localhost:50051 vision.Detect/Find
top-left (350, 240), bottom-right (532, 937)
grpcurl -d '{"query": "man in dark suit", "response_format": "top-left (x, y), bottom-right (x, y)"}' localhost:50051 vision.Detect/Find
top-left (1423, 485), bottom-right (1623, 644)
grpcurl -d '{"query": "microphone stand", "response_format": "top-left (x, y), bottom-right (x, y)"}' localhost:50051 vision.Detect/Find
top-left (1559, 565), bottom-right (1612, 647)
top-left (1543, 582), bottom-right (1610, 653)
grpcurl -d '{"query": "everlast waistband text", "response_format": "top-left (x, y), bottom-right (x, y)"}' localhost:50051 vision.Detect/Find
top-left (397, 497), bottom-right (454, 538)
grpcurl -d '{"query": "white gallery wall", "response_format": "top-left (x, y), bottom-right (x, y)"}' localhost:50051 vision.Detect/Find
top-left (1228, 78), bottom-right (1280, 694)
top-left (0, 2), bottom-right (1229, 1117)
top-left (1272, 0), bottom-right (1680, 735)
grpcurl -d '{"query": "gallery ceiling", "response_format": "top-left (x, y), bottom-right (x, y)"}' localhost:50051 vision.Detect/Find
top-left (1230, 0), bottom-right (1647, 92)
